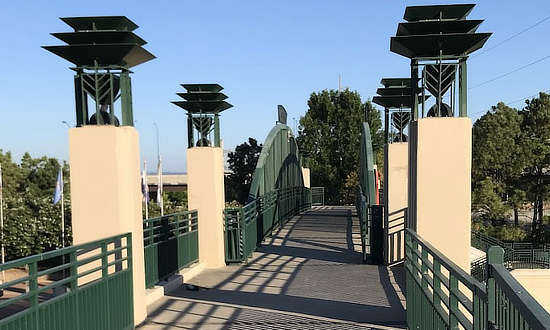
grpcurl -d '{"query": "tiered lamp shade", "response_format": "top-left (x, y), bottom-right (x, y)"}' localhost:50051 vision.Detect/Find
top-left (373, 78), bottom-right (427, 109)
top-left (390, 4), bottom-right (492, 59)
top-left (43, 16), bottom-right (155, 68)
top-left (172, 84), bottom-right (233, 114)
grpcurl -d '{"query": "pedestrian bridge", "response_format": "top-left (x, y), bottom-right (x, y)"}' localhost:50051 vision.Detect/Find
top-left (140, 207), bottom-right (407, 329)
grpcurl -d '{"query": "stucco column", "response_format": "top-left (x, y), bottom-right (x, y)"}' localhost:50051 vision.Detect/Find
top-left (69, 126), bottom-right (147, 325)
top-left (187, 147), bottom-right (226, 269)
top-left (408, 117), bottom-right (472, 272)
top-left (383, 143), bottom-right (408, 265)
top-left (301, 167), bottom-right (311, 188)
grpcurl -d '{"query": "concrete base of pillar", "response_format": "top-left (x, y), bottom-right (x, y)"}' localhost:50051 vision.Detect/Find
top-left (384, 143), bottom-right (408, 265)
top-left (187, 147), bottom-right (226, 269)
top-left (408, 117), bottom-right (472, 272)
top-left (69, 126), bottom-right (146, 325)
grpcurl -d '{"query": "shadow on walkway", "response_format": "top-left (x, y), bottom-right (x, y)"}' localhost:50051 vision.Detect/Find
top-left (140, 207), bottom-right (406, 330)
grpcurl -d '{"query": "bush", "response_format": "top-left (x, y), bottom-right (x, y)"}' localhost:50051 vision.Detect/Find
top-left (472, 220), bottom-right (527, 242)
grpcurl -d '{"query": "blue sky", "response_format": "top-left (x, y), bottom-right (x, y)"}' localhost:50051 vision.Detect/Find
top-left (1, 1), bottom-right (550, 172)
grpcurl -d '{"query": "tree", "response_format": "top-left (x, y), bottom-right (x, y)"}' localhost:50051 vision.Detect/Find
top-left (472, 178), bottom-right (509, 225)
top-left (0, 150), bottom-right (71, 260)
top-left (472, 102), bottom-right (526, 225)
top-left (297, 89), bottom-right (383, 204)
top-left (225, 138), bottom-right (263, 204)
top-left (519, 93), bottom-right (550, 243)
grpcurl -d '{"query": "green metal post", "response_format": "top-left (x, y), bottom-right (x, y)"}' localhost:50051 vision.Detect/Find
top-left (410, 60), bottom-right (419, 121)
top-left (187, 114), bottom-right (194, 148)
top-left (459, 58), bottom-right (468, 117)
top-left (214, 114), bottom-right (220, 147)
top-left (94, 72), bottom-right (103, 125)
top-left (384, 107), bottom-right (389, 144)
top-left (74, 74), bottom-right (88, 126)
top-left (487, 246), bottom-right (504, 326)
top-left (120, 70), bottom-right (134, 126)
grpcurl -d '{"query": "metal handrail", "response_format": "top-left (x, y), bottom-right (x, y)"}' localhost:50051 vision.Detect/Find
top-left (0, 233), bottom-right (133, 327)
top-left (224, 186), bottom-right (312, 263)
top-left (407, 228), bottom-right (550, 329)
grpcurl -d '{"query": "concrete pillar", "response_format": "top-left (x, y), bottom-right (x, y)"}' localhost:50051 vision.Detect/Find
top-left (69, 126), bottom-right (146, 325)
top-left (383, 143), bottom-right (408, 265)
top-left (511, 269), bottom-right (550, 313)
top-left (187, 147), bottom-right (226, 269)
top-left (408, 117), bottom-right (471, 272)
top-left (301, 167), bottom-right (310, 188)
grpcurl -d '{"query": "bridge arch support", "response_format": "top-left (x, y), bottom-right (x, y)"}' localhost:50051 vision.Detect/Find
top-left (248, 123), bottom-right (305, 200)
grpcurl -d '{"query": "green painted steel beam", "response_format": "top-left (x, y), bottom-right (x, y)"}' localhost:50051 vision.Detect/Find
top-left (61, 16), bottom-right (139, 31)
top-left (390, 33), bottom-right (492, 59)
top-left (372, 95), bottom-right (427, 109)
top-left (376, 87), bottom-right (412, 96)
top-left (380, 78), bottom-right (411, 88)
top-left (43, 43), bottom-right (156, 68)
top-left (403, 4), bottom-right (475, 22)
top-left (176, 92), bottom-right (228, 101)
top-left (397, 20), bottom-right (483, 36)
top-left (181, 84), bottom-right (223, 93)
top-left (52, 31), bottom-right (147, 46)
top-left (171, 100), bottom-right (233, 113)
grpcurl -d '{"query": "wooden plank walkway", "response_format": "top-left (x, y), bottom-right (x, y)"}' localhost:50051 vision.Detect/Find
top-left (139, 206), bottom-right (406, 329)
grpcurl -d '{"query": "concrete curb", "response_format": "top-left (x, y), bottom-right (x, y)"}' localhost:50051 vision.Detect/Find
top-left (145, 262), bottom-right (206, 307)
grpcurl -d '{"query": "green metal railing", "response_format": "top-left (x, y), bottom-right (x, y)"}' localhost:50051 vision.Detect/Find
top-left (224, 186), bottom-right (311, 263)
top-left (356, 189), bottom-right (369, 263)
top-left (143, 210), bottom-right (198, 289)
top-left (471, 231), bottom-right (550, 282)
top-left (0, 233), bottom-right (134, 330)
top-left (311, 187), bottom-right (325, 206)
top-left (407, 229), bottom-right (550, 330)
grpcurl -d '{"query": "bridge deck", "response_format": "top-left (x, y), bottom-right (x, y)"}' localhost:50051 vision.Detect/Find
top-left (139, 206), bottom-right (406, 329)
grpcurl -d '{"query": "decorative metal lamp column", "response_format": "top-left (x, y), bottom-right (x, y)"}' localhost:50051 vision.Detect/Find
top-left (373, 78), bottom-right (427, 143)
top-left (172, 84), bottom-right (232, 269)
top-left (172, 84), bottom-right (233, 148)
top-left (44, 16), bottom-right (155, 127)
top-left (43, 16), bottom-right (155, 326)
top-left (390, 4), bottom-right (491, 119)
top-left (373, 77), bottom-right (425, 265)
top-left (389, 4), bottom-right (492, 272)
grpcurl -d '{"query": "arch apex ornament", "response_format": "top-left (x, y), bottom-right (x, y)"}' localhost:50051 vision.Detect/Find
top-left (248, 106), bottom-right (304, 201)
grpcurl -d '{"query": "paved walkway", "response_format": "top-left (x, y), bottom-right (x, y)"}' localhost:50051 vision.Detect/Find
top-left (139, 206), bottom-right (406, 329)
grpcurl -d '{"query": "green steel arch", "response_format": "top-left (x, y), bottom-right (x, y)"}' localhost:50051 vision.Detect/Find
top-left (248, 123), bottom-right (304, 200)
top-left (360, 122), bottom-right (376, 205)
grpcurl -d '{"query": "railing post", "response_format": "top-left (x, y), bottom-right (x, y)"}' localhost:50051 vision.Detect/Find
top-left (487, 246), bottom-right (505, 326)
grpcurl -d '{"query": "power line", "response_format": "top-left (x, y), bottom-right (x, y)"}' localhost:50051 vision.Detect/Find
top-left (470, 88), bottom-right (550, 117)
top-left (469, 54), bottom-right (550, 90)
top-left (472, 14), bottom-right (550, 58)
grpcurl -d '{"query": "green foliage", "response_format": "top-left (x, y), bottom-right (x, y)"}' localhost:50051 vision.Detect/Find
top-left (225, 138), bottom-right (262, 204)
top-left (143, 191), bottom-right (188, 218)
top-left (297, 89), bottom-right (383, 204)
top-left (519, 93), bottom-right (550, 243)
top-left (472, 93), bottom-right (550, 243)
top-left (472, 178), bottom-right (509, 225)
top-left (472, 220), bottom-right (527, 242)
top-left (0, 150), bottom-right (71, 260)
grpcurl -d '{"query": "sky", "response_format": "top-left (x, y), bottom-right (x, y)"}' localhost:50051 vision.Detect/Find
top-left (1, 1), bottom-right (550, 172)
